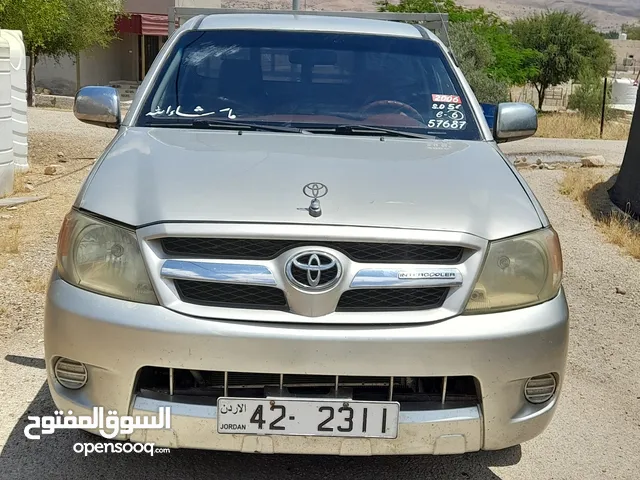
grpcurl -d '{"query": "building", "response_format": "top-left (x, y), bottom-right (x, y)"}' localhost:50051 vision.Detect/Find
top-left (35, 0), bottom-right (220, 99)
top-left (607, 38), bottom-right (640, 77)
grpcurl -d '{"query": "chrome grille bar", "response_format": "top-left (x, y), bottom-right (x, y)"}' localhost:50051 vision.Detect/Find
top-left (161, 260), bottom-right (277, 286)
top-left (169, 368), bottom-right (174, 396)
top-left (161, 259), bottom-right (463, 290)
top-left (389, 376), bottom-right (394, 401)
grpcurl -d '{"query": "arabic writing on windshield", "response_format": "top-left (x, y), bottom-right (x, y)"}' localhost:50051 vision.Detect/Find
top-left (146, 105), bottom-right (237, 119)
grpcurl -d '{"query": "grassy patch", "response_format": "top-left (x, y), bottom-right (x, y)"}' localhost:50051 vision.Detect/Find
top-left (560, 168), bottom-right (640, 260)
top-left (537, 113), bottom-right (631, 140)
top-left (0, 221), bottom-right (21, 254)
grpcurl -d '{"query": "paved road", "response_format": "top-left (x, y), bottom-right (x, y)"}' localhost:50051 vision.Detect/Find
top-left (499, 137), bottom-right (628, 165)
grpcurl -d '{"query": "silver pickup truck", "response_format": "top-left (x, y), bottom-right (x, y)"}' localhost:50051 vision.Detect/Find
top-left (44, 12), bottom-right (568, 456)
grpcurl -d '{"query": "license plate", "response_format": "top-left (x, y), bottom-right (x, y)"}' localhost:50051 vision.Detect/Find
top-left (216, 397), bottom-right (400, 439)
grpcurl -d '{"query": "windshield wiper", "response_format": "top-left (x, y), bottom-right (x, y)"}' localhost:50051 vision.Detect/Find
top-left (310, 124), bottom-right (435, 139)
top-left (146, 118), bottom-right (306, 134)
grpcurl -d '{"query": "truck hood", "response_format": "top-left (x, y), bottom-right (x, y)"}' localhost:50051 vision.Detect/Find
top-left (78, 127), bottom-right (542, 240)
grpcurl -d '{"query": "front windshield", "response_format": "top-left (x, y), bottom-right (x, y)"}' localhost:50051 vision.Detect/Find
top-left (136, 29), bottom-right (482, 140)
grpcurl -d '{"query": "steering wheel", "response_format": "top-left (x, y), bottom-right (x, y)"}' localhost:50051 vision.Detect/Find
top-left (359, 100), bottom-right (426, 124)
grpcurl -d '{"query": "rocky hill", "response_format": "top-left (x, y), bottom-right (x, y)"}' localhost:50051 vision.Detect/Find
top-left (222, 0), bottom-right (639, 31)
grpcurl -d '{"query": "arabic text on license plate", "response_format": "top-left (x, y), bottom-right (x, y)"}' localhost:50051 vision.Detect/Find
top-left (216, 398), bottom-right (400, 439)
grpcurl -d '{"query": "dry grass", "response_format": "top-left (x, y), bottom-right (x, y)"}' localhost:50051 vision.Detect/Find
top-left (0, 221), bottom-right (21, 254)
top-left (537, 113), bottom-right (631, 140)
top-left (559, 168), bottom-right (605, 202)
top-left (25, 274), bottom-right (48, 294)
top-left (560, 168), bottom-right (640, 260)
top-left (12, 172), bottom-right (31, 194)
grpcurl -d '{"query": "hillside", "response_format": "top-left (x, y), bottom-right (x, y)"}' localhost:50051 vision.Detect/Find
top-left (457, 0), bottom-right (640, 31)
top-left (222, 0), bottom-right (640, 30)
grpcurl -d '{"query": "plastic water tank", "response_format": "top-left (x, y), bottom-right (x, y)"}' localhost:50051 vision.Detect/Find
top-left (611, 78), bottom-right (638, 108)
top-left (1, 30), bottom-right (28, 172)
top-left (0, 36), bottom-right (15, 197)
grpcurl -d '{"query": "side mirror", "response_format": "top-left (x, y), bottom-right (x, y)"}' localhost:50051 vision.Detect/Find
top-left (74, 86), bottom-right (121, 129)
top-left (494, 102), bottom-right (537, 143)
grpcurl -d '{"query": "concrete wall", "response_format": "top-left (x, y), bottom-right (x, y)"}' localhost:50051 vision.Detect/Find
top-left (79, 45), bottom-right (123, 87)
top-left (125, 0), bottom-right (173, 15)
top-left (35, 55), bottom-right (77, 96)
top-left (608, 39), bottom-right (640, 61)
top-left (176, 0), bottom-right (222, 7)
top-left (125, 0), bottom-right (221, 15)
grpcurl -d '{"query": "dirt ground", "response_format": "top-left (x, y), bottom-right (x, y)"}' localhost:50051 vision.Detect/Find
top-left (0, 108), bottom-right (638, 479)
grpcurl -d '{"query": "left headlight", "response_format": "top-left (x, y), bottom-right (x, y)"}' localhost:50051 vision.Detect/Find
top-left (463, 227), bottom-right (563, 314)
top-left (56, 210), bottom-right (157, 304)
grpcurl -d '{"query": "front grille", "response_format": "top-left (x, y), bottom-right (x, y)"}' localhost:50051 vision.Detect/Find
top-left (161, 238), bottom-right (463, 264)
top-left (175, 280), bottom-right (288, 310)
top-left (337, 287), bottom-right (448, 312)
top-left (136, 367), bottom-right (480, 406)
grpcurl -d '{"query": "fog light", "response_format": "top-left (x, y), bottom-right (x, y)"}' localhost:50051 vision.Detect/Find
top-left (54, 358), bottom-right (88, 390)
top-left (524, 374), bottom-right (556, 404)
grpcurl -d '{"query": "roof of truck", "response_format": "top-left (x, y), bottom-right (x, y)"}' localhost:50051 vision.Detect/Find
top-left (194, 13), bottom-right (434, 40)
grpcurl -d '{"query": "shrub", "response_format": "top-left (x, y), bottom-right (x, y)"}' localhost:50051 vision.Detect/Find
top-left (448, 23), bottom-right (510, 104)
top-left (568, 70), bottom-right (621, 120)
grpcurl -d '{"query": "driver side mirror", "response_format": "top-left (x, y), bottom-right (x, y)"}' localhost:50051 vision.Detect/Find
top-left (494, 102), bottom-right (537, 143)
top-left (74, 86), bottom-right (121, 129)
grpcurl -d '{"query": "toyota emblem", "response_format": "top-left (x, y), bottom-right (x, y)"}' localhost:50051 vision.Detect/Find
top-left (286, 251), bottom-right (341, 290)
top-left (303, 182), bottom-right (328, 199)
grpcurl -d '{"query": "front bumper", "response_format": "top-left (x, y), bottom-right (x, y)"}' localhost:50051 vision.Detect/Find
top-left (44, 272), bottom-right (569, 455)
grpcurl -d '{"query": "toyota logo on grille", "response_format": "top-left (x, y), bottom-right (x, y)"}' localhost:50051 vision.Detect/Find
top-left (286, 251), bottom-right (342, 290)
top-left (303, 182), bottom-right (328, 199)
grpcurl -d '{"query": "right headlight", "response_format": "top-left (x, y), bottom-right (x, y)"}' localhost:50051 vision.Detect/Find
top-left (56, 209), bottom-right (157, 304)
top-left (463, 227), bottom-right (563, 314)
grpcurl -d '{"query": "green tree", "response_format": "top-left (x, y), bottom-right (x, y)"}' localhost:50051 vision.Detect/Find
top-left (377, 0), bottom-right (540, 90)
top-left (601, 30), bottom-right (620, 39)
top-left (512, 10), bottom-right (615, 111)
top-left (622, 23), bottom-right (640, 40)
top-left (448, 22), bottom-right (510, 104)
top-left (0, 0), bottom-right (125, 106)
top-left (378, 0), bottom-right (498, 24)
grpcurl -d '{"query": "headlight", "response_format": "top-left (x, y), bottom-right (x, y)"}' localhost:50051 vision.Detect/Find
top-left (56, 210), bottom-right (157, 304)
top-left (464, 227), bottom-right (562, 314)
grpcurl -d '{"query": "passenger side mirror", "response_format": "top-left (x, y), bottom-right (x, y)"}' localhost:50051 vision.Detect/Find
top-left (74, 86), bottom-right (121, 129)
top-left (494, 102), bottom-right (537, 143)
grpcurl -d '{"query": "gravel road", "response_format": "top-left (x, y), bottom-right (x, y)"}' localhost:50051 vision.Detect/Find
top-left (1, 109), bottom-right (638, 479)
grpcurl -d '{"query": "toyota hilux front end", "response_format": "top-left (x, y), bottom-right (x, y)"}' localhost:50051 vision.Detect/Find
top-left (44, 13), bottom-right (569, 455)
